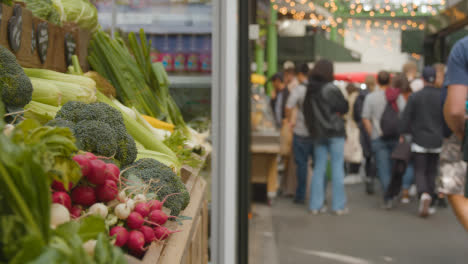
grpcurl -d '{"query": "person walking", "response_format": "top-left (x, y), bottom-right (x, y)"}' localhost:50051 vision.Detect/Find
top-left (303, 59), bottom-right (349, 215)
top-left (441, 36), bottom-right (468, 231)
top-left (354, 75), bottom-right (377, 194)
top-left (285, 64), bottom-right (312, 204)
top-left (362, 71), bottom-right (406, 208)
top-left (400, 66), bottom-right (443, 217)
top-left (392, 73), bottom-right (415, 204)
top-left (270, 73), bottom-right (289, 129)
top-left (344, 83), bottom-right (363, 177)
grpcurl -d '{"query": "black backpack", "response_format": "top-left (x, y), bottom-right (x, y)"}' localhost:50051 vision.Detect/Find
top-left (380, 103), bottom-right (400, 139)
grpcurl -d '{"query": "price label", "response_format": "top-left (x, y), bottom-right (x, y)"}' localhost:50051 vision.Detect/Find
top-left (8, 4), bottom-right (23, 53)
top-left (37, 22), bottom-right (48, 63)
top-left (31, 21), bottom-right (36, 53)
top-left (64, 33), bottom-right (76, 66)
top-left (0, 5), bottom-right (3, 27)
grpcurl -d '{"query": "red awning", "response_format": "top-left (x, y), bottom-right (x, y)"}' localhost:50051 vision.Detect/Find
top-left (334, 72), bottom-right (377, 83)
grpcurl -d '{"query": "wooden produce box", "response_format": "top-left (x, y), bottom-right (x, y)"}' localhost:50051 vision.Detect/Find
top-left (127, 165), bottom-right (209, 264)
top-left (0, 2), bottom-right (90, 72)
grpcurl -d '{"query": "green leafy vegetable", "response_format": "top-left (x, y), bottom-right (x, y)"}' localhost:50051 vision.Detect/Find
top-left (51, 0), bottom-right (99, 32)
top-left (20, 0), bottom-right (62, 25)
top-left (12, 119), bottom-right (82, 186)
top-left (163, 129), bottom-right (203, 168)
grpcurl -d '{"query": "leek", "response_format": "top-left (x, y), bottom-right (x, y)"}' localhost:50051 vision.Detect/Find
top-left (24, 68), bottom-right (96, 88)
top-left (24, 101), bottom-right (59, 124)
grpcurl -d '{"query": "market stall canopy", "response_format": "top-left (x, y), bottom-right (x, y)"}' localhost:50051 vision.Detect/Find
top-left (334, 72), bottom-right (376, 83)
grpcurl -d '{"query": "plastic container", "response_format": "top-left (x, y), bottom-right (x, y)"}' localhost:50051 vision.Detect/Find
top-left (173, 34), bottom-right (187, 73)
top-left (199, 34), bottom-right (211, 74)
top-left (158, 35), bottom-right (174, 72)
top-left (186, 34), bottom-right (200, 73)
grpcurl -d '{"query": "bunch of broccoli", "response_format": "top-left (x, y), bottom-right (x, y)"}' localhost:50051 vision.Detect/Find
top-left (47, 101), bottom-right (137, 166)
top-left (122, 158), bottom-right (190, 216)
top-left (0, 45), bottom-right (33, 112)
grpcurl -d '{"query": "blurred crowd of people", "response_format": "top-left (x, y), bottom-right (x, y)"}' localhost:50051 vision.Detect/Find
top-left (269, 36), bottom-right (468, 227)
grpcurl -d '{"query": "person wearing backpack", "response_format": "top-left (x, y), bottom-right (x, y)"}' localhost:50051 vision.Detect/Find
top-left (303, 59), bottom-right (349, 215)
top-left (400, 66), bottom-right (443, 218)
top-left (362, 71), bottom-right (406, 208)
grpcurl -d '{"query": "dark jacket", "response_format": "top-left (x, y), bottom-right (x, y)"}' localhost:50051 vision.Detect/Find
top-left (270, 88), bottom-right (290, 127)
top-left (303, 81), bottom-right (349, 140)
top-left (400, 86), bottom-right (443, 149)
top-left (354, 90), bottom-right (372, 157)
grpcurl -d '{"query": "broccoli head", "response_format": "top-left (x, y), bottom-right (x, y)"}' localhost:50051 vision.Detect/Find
top-left (55, 101), bottom-right (87, 123)
top-left (74, 120), bottom-right (118, 157)
top-left (50, 101), bottom-right (137, 165)
top-left (0, 45), bottom-right (33, 109)
top-left (122, 158), bottom-right (190, 216)
top-left (45, 118), bottom-right (76, 132)
top-left (115, 132), bottom-right (137, 167)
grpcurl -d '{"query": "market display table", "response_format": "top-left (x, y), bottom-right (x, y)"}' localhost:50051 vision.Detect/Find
top-left (127, 165), bottom-right (208, 264)
top-left (251, 131), bottom-right (280, 205)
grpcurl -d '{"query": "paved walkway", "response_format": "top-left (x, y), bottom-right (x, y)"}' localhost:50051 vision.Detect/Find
top-left (267, 184), bottom-right (468, 264)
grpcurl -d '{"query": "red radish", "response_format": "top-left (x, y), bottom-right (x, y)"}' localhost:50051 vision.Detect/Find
top-left (87, 159), bottom-right (107, 185)
top-left (72, 155), bottom-right (91, 176)
top-left (148, 210), bottom-right (175, 226)
top-left (104, 163), bottom-right (120, 182)
top-left (70, 206), bottom-right (83, 218)
top-left (139, 225), bottom-right (155, 243)
top-left (134, 203), bottom-right (150, 218)
top-left (130, 247), bottom-right (145, 258)
top-left (110, 226), bottom-right (130, 247)
top-left (153, 226), bottom-right (181, 241)
top-left (147, 193), bottom-right (181, 211)
top-left (84, 152), bottom-right (97, 160)
top-left (127, 230), bottom-right (145, 252)
top-left (71, 186), bottom-right (96, 206)
top-left (52, 192), bottom-right (72, 210)
top-left (51, 180), bottom-right (73, 192)
top-left (95, 180), bottom-right (118, 202)
top-left (127, 212), bottom-right (145, 229)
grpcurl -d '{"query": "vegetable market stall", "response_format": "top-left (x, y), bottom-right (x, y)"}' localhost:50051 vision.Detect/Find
top-left (0, 1), bottom-right (212, 263)
top-left (251, 131), bottom-right (280, 205)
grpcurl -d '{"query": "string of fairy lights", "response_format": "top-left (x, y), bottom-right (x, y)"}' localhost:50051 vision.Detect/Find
top-left (270, 0), bottom-right (444, 34)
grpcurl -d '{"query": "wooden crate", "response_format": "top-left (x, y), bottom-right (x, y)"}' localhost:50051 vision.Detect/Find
top-left (127, 165), bottom-right (209, 264)
top-left (0, 2), bottom-right (90, 72)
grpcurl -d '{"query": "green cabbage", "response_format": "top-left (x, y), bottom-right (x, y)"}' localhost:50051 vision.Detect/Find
top-left (51, 0), bottom-right (99, 32)
top-left (21, 0), bottom-right (62, 26)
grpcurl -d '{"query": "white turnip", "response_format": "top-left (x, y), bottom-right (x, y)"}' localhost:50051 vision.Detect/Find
top-left (71, 186), bottom-right (96, 206)
top-left (126, 199), bottom-right (136, 211)
top-left (117, 191), bottom-right (127, 202)
top-left (82, 239), bottom-right (97, 257)
top-left (115, 203), bottom-right (131, 220)
top-left (89, 203), bottom-right (108, 218)
top-left (134, 194), bottom-right (147, 204)
top-left (109, 226), bottom-right (129, 247)
top-left (51, 203), bottom-right (70, 229)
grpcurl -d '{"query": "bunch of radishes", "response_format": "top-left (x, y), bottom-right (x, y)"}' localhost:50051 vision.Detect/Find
top-left (51, 152), bottom-right (119, 223)
top-left (109, 192), bottom-right (181, 257)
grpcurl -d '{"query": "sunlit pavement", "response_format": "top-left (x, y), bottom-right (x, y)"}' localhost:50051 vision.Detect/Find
top-left (271, 184), bottom-right (468, 264)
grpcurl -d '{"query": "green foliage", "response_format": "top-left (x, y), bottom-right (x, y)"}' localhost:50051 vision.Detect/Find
top-left (0, 45), bottom-right (33, 109)
top-left (122, 158), bottom-right (190, 216)
top-left (12, 119), bottom-right (82, 187)
top-left (50, 101), bottom-right (138, 166)
top-left (163, 129), bottom-right (202, 168)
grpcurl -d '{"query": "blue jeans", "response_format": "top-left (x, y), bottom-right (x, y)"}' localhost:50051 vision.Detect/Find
top-left (309, 137), bottom-right (347, 211)
top-left (292, 134), bottom-right (314, 201)
top-left (371, 138), bottom-right (398, 193)
top-left (402, 164), bottom-right (414, 190)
